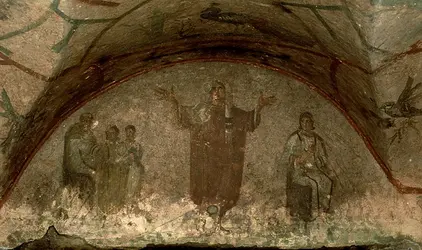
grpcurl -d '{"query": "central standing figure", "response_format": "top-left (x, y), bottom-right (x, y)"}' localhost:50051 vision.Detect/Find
top-left (156, 81), bottom-right (275, 231)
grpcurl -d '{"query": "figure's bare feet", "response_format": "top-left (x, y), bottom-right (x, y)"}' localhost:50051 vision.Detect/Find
top-left (217, 216), bottom-right (231, 234)
top-left (218, 225), bottom-right (231, 234)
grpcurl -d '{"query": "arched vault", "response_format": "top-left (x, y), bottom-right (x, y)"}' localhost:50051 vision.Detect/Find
top-left (0, 0), bottom-right (421, 210)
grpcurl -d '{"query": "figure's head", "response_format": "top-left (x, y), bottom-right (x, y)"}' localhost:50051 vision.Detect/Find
top-left (209, 81), bottom-right (226, 105)
top-left (299, 112), bottom-right (315, 131)
top-left (106, 125), bottom-right (119, 142)
top-left (79, 113), bottom-right (94, 131)
top-left (125, 125), bottom-right (136, 140)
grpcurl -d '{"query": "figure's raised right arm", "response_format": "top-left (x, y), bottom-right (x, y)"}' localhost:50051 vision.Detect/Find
top-left (154, 86), bottom-right (192, 128)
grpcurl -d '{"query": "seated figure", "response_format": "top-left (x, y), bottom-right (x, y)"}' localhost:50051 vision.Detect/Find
top-left (282, 112), bottom-right (334, 222)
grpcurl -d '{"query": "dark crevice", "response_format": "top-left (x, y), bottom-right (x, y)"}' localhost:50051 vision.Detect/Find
top-left (142, 245), bottom-right (381, 250)
top-left (12, 226), bottom-right (387, 250)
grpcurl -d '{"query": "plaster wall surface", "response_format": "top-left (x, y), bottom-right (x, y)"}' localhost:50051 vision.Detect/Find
top-left (1, 63), bottom-right (421, 249)
top-left (0, 0), bottom-right (421, 249)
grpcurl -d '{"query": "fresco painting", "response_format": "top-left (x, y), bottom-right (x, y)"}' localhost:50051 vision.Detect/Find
top-left (0, 63), bottom-right (407, 248)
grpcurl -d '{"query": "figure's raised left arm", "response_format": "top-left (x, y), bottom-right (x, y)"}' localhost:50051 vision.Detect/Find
top-left (257, 91), bottom-right (277, 114)
top-left (256, 91), bottom-right (277, 125)
top-left (246, 92), bottom-right (277, 131)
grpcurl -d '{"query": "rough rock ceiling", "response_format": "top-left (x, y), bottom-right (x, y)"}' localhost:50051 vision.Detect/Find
top-left (0, 0), bottom-right (421, 221)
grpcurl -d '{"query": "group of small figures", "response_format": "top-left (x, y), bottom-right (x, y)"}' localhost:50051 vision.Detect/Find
top-left (62, 113), bottom-right (145, 214)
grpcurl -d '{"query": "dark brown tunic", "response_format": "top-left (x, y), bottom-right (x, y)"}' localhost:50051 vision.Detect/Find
top-left (96, 141), bottom-right (129, 214)
top-left (179, 103), bottom-right (259, 215)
